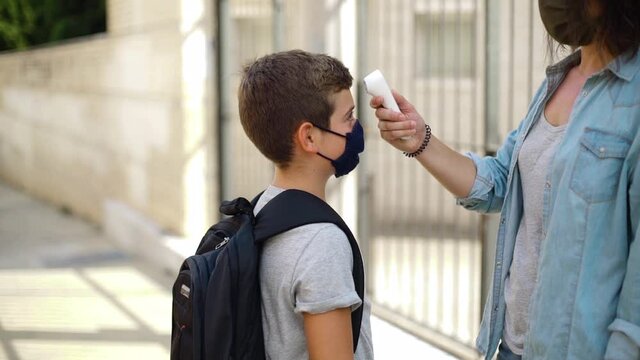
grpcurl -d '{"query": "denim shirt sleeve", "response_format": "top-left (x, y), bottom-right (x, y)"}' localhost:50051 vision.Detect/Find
top-left (456, 80), bottom-right (548, 215)
top-left (605, 148), bottom-right (640, 359)
top-left (455, 126), bottom-right (520, 214)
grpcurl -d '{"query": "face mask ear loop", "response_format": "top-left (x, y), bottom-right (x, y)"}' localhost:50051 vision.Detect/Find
top-left (316, 152), bottom-right (334, 162)
top-left (312, 123), bottom-right (342, 162)
top-left (312, 123), bottom-right (347, 138)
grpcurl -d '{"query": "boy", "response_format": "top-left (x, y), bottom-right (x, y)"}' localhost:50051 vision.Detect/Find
top-left (238, 50), bottom-right (374, 359)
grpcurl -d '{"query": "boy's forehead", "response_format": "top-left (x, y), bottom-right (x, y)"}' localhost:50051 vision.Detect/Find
top-left (332, 89), bottom-right (355, 110)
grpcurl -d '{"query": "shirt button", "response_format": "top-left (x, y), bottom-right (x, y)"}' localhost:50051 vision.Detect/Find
top-left (599, 147), bottom-right (606, 154)
top-left (582, 90), bottom-right (588, 97)
top-left (545, 182), bottom-right (551, 189)
top-left (500, 218), bottom-right (506, 225)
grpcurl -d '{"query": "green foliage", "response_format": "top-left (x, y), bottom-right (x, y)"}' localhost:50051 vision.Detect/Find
top-left (0, 0), bottom-right (35, 49)
top-left (0, 0), bottom-right (106, 51)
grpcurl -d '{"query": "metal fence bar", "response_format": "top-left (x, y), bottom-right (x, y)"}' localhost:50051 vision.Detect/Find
top-left (452, 0), bottom-right (462, 337)
top-left (508, 0), bottom-right (515, 132)
top-left (436, 0), bottom-right (446, 332)
top-left (217, 0), bottom-right (232, 201)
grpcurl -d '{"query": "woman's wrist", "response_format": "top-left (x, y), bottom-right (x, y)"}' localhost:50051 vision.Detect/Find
top-left (403, 123), bottom-right (431, 158)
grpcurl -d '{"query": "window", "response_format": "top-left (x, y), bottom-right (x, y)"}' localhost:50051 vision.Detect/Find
top-left (415, 11), bottom-right (474, 78)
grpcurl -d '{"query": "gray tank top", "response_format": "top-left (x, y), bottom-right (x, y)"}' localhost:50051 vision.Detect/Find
top-left (503, 114), bottom-right (567, 355)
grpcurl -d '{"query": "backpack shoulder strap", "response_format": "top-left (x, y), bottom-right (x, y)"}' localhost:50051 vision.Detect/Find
top-left (253, 189), bottom-right (365, 352)
top-left (253, 190), bottom-right (344, 240)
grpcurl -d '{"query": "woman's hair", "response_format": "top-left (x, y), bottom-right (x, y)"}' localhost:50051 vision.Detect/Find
top-left (548, 0), bottom-right (640, 60)
top-left (594, 0), bottom-right (640, 57)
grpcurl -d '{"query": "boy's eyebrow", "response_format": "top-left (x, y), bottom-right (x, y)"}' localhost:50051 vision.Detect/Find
top-left (344, 106), bottom-right (355, 118)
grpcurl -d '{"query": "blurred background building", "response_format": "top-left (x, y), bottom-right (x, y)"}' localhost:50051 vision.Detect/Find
top-left (0, 0), bottom-right (562, 358)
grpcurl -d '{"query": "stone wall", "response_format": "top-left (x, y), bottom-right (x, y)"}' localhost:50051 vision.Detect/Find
top-left (0, 0), bottom-right (218, 237)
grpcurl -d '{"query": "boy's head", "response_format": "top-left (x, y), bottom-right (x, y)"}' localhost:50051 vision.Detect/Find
top-left (238, 50), bottom-right (353, 169)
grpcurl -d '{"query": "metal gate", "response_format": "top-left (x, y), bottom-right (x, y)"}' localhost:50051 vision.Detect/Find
top-left (357, 1), bottom-right (484, 357)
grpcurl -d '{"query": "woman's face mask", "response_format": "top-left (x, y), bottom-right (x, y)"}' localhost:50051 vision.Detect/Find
top-left (539, 0), bottom-right (596, 46)
top-left (315, 121), bottom-right (365, 177)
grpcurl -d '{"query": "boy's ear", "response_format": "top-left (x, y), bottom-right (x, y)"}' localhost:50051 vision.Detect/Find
top-left (295, 121), bottom-right (319, 153)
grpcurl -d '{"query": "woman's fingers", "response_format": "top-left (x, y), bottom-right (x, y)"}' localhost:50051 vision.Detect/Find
top-left (370, 95), bottom-right (407, 121)
top-left (392, 90), bottom-right (414, 113)
top-left (378, 119), bottom-right (416, 131)
top-left (369, 95), bottom-right (384, 109)
top-left (378, 119), bottom-right (417, 141)
top-left (375, 107), bottom-right (405, 122)
top-left (380, 128), bottom-right (417, 141)
top-left (368, 90), bottom-right (426, 149)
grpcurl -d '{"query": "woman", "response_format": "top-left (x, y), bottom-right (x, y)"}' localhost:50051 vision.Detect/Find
top-left (370, 0), bottom-right (640, 359)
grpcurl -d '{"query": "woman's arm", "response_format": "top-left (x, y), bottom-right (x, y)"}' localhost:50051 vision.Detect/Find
top-left (303, 308), bottom-right (354, 360)
top-left (371, 89), bottom-right (526, 213)
top-left (371, 91), bottom-right (476, 198)
top-left (604, 155), bottom-right (640, 359)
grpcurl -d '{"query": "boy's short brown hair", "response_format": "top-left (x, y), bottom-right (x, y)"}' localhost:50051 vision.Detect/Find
top-left (238, 50), bottom-right (353, 168)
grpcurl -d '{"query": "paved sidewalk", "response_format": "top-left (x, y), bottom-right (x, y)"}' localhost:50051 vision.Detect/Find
top-left (0, 182), bottom-right (457, 360)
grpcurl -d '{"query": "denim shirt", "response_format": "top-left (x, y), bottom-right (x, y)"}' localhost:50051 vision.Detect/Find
top-left (458, 48), bottom-right (640, 359)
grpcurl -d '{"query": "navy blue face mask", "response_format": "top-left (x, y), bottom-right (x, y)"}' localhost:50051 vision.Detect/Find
top-left (314, 120), bottom-right (365, 177)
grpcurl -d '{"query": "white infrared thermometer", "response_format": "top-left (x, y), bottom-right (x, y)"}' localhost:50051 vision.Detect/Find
top-left (363, 69), bottom-right (408, 139)
top-left (364, 69), bottom-right (400, 112)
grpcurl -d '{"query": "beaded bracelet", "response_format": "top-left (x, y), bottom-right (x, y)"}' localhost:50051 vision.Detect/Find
top-left (402, 123), bottom-right (432, 158)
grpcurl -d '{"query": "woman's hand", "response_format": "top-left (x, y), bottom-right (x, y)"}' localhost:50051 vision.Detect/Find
top-left (370, 89), bottom-right (477, 198)
top-left (370, 90), bottom-right (427, 153)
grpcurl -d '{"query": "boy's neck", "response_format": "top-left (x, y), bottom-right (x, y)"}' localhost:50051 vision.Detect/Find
top-left (272, 165), bottom-right (329, 201)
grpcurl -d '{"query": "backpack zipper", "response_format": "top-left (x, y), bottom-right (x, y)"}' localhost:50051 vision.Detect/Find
top-left (214, 237), bottom-right (230, 250)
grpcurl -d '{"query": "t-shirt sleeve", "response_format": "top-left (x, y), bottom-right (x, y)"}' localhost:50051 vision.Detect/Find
top-left (291, 224), bottom-right (362, 315)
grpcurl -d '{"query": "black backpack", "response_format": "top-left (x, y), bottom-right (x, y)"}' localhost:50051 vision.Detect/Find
top-left (171, 189), bottom-right (365, 360)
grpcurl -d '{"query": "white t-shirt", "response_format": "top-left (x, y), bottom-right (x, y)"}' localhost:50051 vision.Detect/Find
top-left (254, 185), bottom-right (374, 359)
